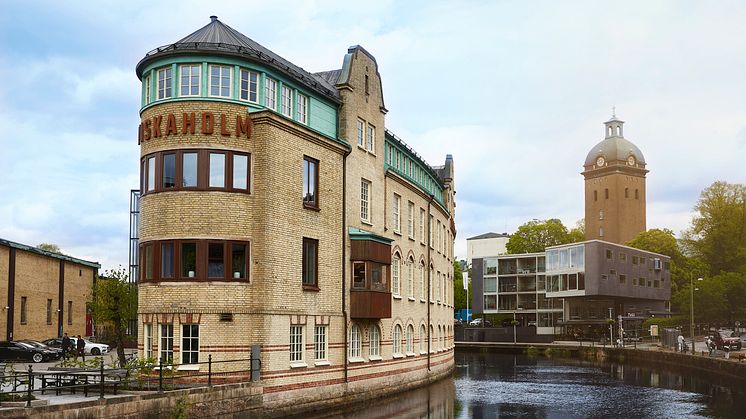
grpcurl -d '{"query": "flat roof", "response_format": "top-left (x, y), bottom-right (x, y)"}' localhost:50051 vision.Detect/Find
top-left (0, 238), bottom-right (100, 269)
top-left (545, 239), bottom-right (670, 259)
top-left (467, 232), bottom-right (510, 240)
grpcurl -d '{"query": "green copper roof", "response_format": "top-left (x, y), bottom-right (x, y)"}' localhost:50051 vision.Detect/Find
top-left (348, 228), bottom-right (393, 245)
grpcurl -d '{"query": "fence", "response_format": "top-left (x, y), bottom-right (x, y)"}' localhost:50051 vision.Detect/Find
top-left (0, 351), bottom-right (262, 407)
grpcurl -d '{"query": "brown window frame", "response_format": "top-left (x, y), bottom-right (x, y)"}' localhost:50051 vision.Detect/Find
top-left (302, 237), bottom-right (319, 290)
top-left (303, 156), bottom-right (320, 210)
top-left (139, 239), bottom-right (251, 283)
top-left (351, 261), bottom-right (389, 292)
top-left (140, 149), bottom-right (251, 195)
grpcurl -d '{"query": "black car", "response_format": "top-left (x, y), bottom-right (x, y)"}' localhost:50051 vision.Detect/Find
top-left (0, 341), bottom-right (59, 363)
top-left (18, 340), bottom-right (63, 360)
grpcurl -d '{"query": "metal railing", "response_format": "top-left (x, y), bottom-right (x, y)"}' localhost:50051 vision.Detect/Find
top-left (0, 352), bottom-right (262, 407)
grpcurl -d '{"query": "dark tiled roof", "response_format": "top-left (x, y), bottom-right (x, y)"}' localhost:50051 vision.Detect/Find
top-left (136, 16), bottom-right (340, 102)
top-left (314, 69), bottom-right (342, 85)
top-left (0, 238), bottom-right (100, 269)
top-left (467, 232), bottom-right (510, 240)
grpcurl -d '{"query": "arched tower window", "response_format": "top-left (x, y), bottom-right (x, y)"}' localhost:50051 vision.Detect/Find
top-left (635, 189), bottom-right (639, 199)
top-left (594, 190), bottom-right (598, 201)
top-left (599, 227), bottom-right (604, 237)
top-left (625, 187), bottom-right (629, 198)
top-left (605, 188), bottom-right (609, 199)
top-left (599, 210), bottom-right (604, 220)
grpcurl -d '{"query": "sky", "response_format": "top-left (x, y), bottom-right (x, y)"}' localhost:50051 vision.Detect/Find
top-left (1, 0), bottom-right (745, 272)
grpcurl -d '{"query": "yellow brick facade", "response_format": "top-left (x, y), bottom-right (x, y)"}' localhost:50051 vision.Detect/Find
top-left (135, 24), bottom-right (455, 408)
top-left (0, 241), bottom-right (97, 341)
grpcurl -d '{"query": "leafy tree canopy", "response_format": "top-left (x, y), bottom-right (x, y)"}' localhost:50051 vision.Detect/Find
top-left (37, 243), bottom-right (62, 253)
top-left (506, 219), bottom-right (582, 254)
top-left (626, 228), bottom-right (699, 292)
top-left (453, 261), bottom-right (471, 311)
top-left (684, 181), bottom-right (746, 276)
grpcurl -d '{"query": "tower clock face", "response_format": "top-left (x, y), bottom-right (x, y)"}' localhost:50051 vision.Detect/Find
top-left (627, 155), bottom-right (636, 166)
top-left (596, 156), bottom-right (605, 167)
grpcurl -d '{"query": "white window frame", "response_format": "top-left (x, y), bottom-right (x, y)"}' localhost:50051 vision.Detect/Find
top-left (281, 86), bottom-right (293, 117)
top-left (420, 263), bottom-right (426, 302)
top-left (393, 325), bottom-right (403, 357)
top-left (360, 179), bottom-right (371, 223)
top-left (313, 325), bottom-right (328, 362)
top-left (366, 124), bottom-right (375, 152)
top-left (429, 215), bottom-right (434, 248)
top-left (419, 209), bottom-right (425, 243)
top-left (181, 324), bottom-right (199, 365)
top-left (144, 323), bottom-right (153, 360)
top-left (357, 119), bottom-right (365, 147)
top-left (392, 255), bottom-right (401, 296)
top-left (265, 77), bottom-right (277, 109)
top-left (408, 259), bottom-right (414, 298)
top-left (240, 68), bottom-right (259, 103)
top-left (406, 325), bottom-right (414, 355)
top-left (369, 325), bottom-right (380, 358)
top-left (157, 67), bottom-right (172, 100)
top-left (147, 156), bottom-right (156, 192)
top-left (349, 324), bottom-right (362, 360)
top-left (407, 202), bottom-right (414, 239)
top-left (179, 64), bottom-right (201, 97)
top-left (144, 74), bottom-right (151, 105)
top-left (209, 64), bottom-right (232, 98)
top-left (393, 194), bottom-right (401, 233)
top-left (159, 323), bottom-right (174, 364)
top-left (419, 325), bottom-right (426, 354)
top-left (297, 93), bottom-right (308, 124)
top-left (290, 325), bottom-right (305, 364)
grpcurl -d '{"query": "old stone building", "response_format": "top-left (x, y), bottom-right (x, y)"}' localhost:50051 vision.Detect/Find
top-left (135, 16), bottom-right (455, 408)
top-left (0, 238), bottom-right (99, 341)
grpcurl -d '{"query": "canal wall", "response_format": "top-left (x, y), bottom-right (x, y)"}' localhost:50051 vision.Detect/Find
top-left (457, 342), bottom-right (746, 384)
top-left (0, 360), bottom-right (454, 418)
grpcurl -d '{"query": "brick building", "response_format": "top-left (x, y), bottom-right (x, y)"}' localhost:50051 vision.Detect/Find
top-left (135, 16), bottom-right (455, 407)
top-left (0, 238), bottom-right (99, 341)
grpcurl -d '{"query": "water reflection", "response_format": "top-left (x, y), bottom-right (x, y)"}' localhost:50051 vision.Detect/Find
top-left (321, 350), bottom-right (746, 418)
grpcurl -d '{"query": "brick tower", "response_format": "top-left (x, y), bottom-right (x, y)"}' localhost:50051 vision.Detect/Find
top-left (583, 114), bottom-right (648, 244)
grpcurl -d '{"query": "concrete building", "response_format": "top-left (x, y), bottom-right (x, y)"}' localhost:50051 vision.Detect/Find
top-left (583, 115), bottom-right (647, 244)
top-left (546, 240), bottom-right (670, 339)
top-left (0, 238), bottom-right (99, 341)
top-left (466, 232), bottom-right (509, 265)
top-left (135, 16), bottom-right (455, 409)
top-left (471, 252), bottom-right (563, 336)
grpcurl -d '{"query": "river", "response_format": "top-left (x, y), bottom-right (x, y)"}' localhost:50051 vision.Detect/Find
top-left (329, 349), bottom-right (746, 418)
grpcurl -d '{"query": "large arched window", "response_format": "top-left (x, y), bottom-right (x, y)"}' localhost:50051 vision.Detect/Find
top-left (349, 324), bottom-right (362, 359)
top-left (406, 325), bottom-right (414, 354)
top-left (392, 255), bottom-right (401, 296)
top-left (393, 324), bottom-right (403, 356)
top-left (369, 325), bottom-right (380, 358)
top-left (408, 257), bottom-right (415, 298)
top-left (420, 262), bottom-right (426, 301)
top-left (419, 324), bottom-right (426, 353)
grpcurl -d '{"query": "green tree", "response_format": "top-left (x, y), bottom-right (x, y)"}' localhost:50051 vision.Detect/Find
top-left (90, 268), bottom-right (137, 366)
top-left (684, 181), bottom-right (746, 275)
top-left (37, 243), bottom-right (62, 253)
top-left (506, 219), bottom-right (581, 254)
top-left (670, 272), bottom-right (746, 326)
top-left (453, 261), bottom-right (471, 311)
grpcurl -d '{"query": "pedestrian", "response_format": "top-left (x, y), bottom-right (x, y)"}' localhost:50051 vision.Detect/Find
top-left (76, 335), bottom-right (86, 361)
top-left (677, 333), bottom-right (685, 352)
top-left (61, 333), bottom-right (71, 359)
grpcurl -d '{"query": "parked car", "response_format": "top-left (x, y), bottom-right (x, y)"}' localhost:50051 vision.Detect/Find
top-left (17, 340), bottom-right (63, 359)
top-left (707, 330), bottom-right (742, 351)
top-left (0, 341), bottom-right (60, 363)
top-left (42, 337), bottom-right (110, 355)
top-left (469, 318), bottom-right (492, 327)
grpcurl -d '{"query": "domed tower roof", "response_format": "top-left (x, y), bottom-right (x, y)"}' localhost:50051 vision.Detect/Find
top-left (583, 114), bottom-right (646, 168)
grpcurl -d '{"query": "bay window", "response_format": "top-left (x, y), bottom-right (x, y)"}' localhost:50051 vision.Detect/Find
top-left (141, 239), bottom-right (250, 282)
top-left (141, 150), bottom-right (250, 195)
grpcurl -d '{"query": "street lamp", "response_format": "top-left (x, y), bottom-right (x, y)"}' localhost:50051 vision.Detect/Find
top-left (690, 276), bottom-right (703, 355)
top-left (608, 307), bottom-right (614, 346)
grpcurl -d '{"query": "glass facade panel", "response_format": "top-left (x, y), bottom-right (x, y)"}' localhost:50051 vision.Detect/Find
top-left (484, 258), bottom-right (497, 275)
top-left (484, 277), bottom-right (497, 293)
